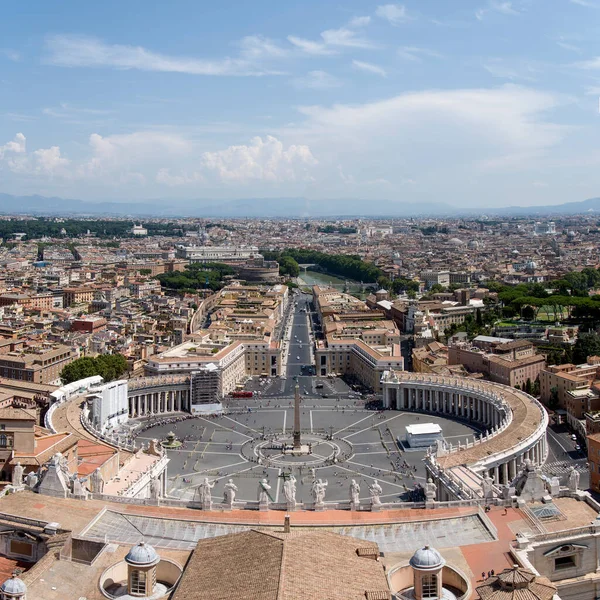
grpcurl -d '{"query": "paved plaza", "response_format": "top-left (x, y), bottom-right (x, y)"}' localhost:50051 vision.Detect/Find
top-left (134, 397), bottom-right (482, 505)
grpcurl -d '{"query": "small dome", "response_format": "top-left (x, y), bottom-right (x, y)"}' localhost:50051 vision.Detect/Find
top-left (467, 240), bottom-right (479, 250)
top-left (449, 238), bottom-right (464, 246)
top-left (0, 574), bottom-right (27, 595)
top-left (497, 566), bottom-right (535, 589)
top-left (125, 541), bottom-right (160, 566)
top-left (410, 545), bottom-right (445, 570)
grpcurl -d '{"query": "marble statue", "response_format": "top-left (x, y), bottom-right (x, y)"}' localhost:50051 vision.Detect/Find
top-left (369, 479), bottom-right (383, 505)
top-left (11, 462), bottom-right (24, 487)
top-left (72, 476), bottom-right (88, 499)
top-left (258, 478), bottom-right (272, 505)
top-left (90, 468), bottom-right (104, 494)
top-left (349, 479), bottom-right (360, 505)
top-left (568, 467), bottom-right (580, 492)
top-left (25, 471), bottom-right (38, 489)
top-left (223, 479), bottom-right (238, 506)
top-left (312, 479), bottom-right (328, 504)
top-left (150, 477), bottom-right (161, 500)
top-left (425, 478), bottom-right (437, 502)
top-left (549, 476), bottom-right (560, 496)
top-left (283, 475), bottom-right (297, 505)
top-left (198, 478), bottom-right (215, 507)
top-left (481, 472), bottom-right (494, 500)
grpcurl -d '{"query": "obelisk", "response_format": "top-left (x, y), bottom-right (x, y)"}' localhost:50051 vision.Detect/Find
top-left (293, 382), bottom-right (301, 450)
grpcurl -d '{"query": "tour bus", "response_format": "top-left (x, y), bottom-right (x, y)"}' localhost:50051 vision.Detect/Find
top-left (231, 391), bottom-right (254, 398)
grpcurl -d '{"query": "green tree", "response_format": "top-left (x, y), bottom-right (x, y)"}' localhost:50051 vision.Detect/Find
top-left (60, 354), bottom-right (128, 384)
top-left (279, 255), bottom-right (300, 278)
top-left (573, 332), bottom-right (600, 364)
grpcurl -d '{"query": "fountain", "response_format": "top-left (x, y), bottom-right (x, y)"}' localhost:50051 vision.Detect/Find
top-left (160, 431), bottom-right (182, 449)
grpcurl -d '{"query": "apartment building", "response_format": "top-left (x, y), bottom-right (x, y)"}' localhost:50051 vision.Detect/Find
top-left (0, 405), bottom-right (78, 481)
top-left (0, 345), bottom-right (75, 384)
top-left (588, 432), bottom-right (600, 492)
top-left (63, 287), bottom-right (95, 307)
top-left (313, 286), bottom-right (404, 392)
top-left (449, 338), bottom-right (545, 388)
top-left (539, 360), bottom-right (600, 408)
top-left (145, 338), bottom-right (281, 396)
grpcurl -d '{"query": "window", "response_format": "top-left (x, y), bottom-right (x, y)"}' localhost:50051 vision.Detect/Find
top-left (422, 573), bottom-right (438, 598)
top-left (9, 539), bottom-right (33, 558)
top-left (554, 555), bottom-right (576, 570)
top-left (130, 569), bottom-right (147, 595)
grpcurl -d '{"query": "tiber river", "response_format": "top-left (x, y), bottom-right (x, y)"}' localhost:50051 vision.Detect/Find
top-left (297, 269), bottom-right (369, 299)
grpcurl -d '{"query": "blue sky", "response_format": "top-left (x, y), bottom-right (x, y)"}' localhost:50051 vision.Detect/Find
top-left (1, 0), bottom-right (600, 207)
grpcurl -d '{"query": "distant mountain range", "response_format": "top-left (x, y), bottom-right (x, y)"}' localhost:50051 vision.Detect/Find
top-left (1, 192), bottom-right (600, 218)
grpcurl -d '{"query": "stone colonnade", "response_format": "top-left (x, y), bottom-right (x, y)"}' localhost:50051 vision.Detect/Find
top-left (384, 384), bottom-right (508, 430)
top-left (383, 380), bottom-right (547, 486)
top-left (128, 387), bottom-right (190, 417)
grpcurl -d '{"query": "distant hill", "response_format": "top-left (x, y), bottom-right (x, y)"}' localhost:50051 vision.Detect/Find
top-left (0, 192), bottom-right (598, 218)
top-left (489, 197), bottom-right (600, 217)
top-left (0, 194), bottom-right (453, 218)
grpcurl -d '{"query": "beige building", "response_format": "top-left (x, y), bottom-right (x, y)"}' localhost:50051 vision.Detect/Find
top-left (540, 361), bottom-right (600, 408)
top-left (145, 338), bottom-right (281, 396)
top-left (0, 406), bottom-right (78, 481)
top-left (0, 345), bottom-right (74, 384)
top-left (313, 287), bottom-right (404, 392)
top-left (449, 339), bottom-right (545, 388)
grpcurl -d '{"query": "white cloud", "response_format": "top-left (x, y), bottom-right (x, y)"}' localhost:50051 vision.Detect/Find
top-left (281, 86), bottom-right (567, 193)
top-left (352, 60), bottom-right (387, 77)
top-left (7, 143), bottom-right (70, 177)
top-left (31, 147), bottom-right (70, 174)
top-left (482, 59), bottom-right (539, 81)
top-left (0, 133), bottom-right (26, 159)
top-left (557, 41), bottom-right (581, 52)
top-left (286, 36), bottom-right (335, 56)
top-left (398, 47), bottom-right (443, 62)
top-left (156, 168), bottom-right (204, 186)
top-left (288, 27), bottom-right (374, 55)
top-left (44, 34), bottom-right (284, 76)
top-left (43, 103), bottom-right (113, 118)
top-left (287, 14), bottom-right (375, 56)
top-left (238, 35), bottom-right (289, 59)
top-left (293, 70), bottom-right (342, 89)
top-left (0, 49), bottom-right (20, 62)
top-left (82, 131), bottom-right (192, 178)
top-left (320, 28), bottom-right (374, 49)
top-left (349, 16), bottom-right (371, 27)
top-left (375, 4), bottom-right (410, 25)
top-left (201, 135), bottom-right (317, 183)
top-left (569, 0), bottom-right (597, 6)
top-left (574, 56), bottom-right (600, 69)
top-left (476, 1), bottom-right (520, 20)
